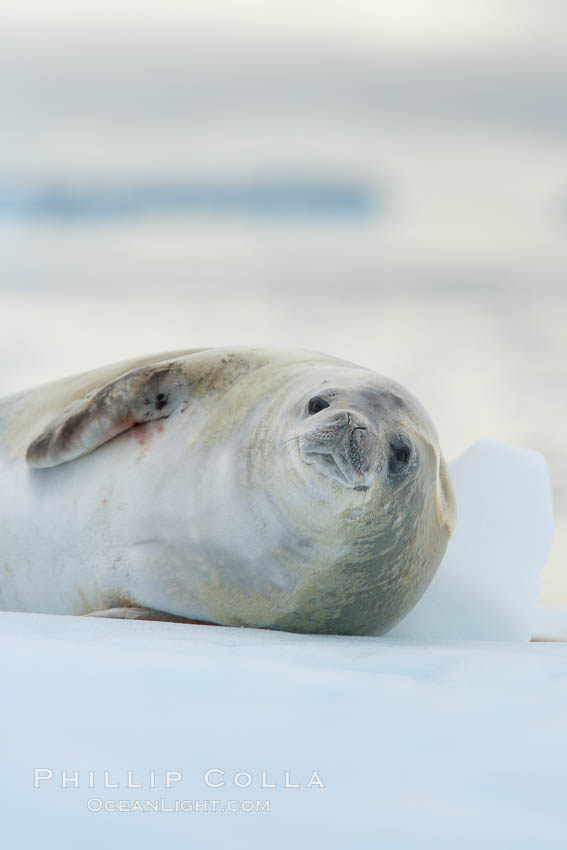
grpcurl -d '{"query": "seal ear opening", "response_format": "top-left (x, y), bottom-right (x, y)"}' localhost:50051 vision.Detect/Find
top-left (435, 452), bottom-right (457, 535)
top-left (26, 361), bottom-right (190, 469)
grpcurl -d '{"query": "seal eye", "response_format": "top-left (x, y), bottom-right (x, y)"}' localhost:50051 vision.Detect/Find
top-left (388, 438), bottom-right (413, 475)
top-left (307, 396), bottom-right (330, 415)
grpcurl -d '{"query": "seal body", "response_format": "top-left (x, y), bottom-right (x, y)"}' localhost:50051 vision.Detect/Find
top-left (0, 347), bottom-right (455, 635)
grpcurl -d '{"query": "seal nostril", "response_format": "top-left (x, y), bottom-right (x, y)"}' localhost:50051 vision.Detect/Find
top-left (348, 412), bottom-right (367, 431)
top-left (347, 412), bottom-right (367, 430)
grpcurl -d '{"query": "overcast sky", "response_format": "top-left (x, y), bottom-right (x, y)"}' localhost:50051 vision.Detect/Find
top-left (3, 0), bottom-right (565, 49)
top-left (1, 2), bottom-right (565, 265)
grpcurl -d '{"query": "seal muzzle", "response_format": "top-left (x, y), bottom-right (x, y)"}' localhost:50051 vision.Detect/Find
top-left (299, 410), bottom-right (375, 489)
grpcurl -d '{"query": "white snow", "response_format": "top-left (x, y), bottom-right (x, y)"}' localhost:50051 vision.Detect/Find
top-left (391, 440), bottom-right (555, 641)
top-left (1, 439), bottom-right (564, 847)
top-left (533, 607), bottom-right (567, 642)
top-left (1, 613), bottom-right (566, 848)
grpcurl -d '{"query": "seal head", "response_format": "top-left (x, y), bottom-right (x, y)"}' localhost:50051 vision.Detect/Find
top-left (260, 364), bottom-right (456, 635)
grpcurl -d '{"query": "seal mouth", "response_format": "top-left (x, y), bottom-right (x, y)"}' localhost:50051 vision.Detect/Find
top-left (298, 420), bottom-right (374, 490)
top-left (301, 448), bottom-right (371, 490)
top-left (307, 449), bottom-right (352, 485)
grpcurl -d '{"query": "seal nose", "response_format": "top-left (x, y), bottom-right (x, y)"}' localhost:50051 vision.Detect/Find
top-left (299, 409), bottom-right (375, 489)
top-left (346, 411), bottom-right (367, 432)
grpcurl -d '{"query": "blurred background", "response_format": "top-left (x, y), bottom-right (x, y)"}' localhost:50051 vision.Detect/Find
top-left (1, 1), bottom-right (565, 604)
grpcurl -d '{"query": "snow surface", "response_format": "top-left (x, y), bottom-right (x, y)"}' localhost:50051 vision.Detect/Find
top-left (391, 440), bottom-right (555, 641)
top-left (1, 613), bottom-right (567, 849)
top-left (1, 439), bottom-right (564, 847)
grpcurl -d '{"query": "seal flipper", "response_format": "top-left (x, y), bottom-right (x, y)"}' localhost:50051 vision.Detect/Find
top-left (85, 607), bottom-right (218, 625)
top-left (26, 359), bottom-right (191, 469)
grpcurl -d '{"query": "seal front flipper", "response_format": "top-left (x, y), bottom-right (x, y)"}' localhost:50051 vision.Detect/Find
top-left (84, 607), bottom-right (218, 625)
top-left (25, 359), bottom-right (192, 468)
